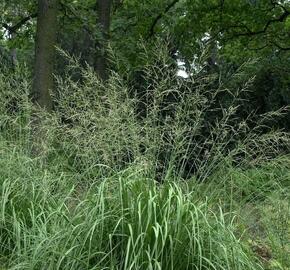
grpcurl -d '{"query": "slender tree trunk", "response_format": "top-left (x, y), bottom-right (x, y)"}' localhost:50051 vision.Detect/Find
top-left (32, 0), bottom-right (59, 111)
top-left (11, 48), bottom-right (17, 67)
top-left (31, 0), bottom-right (58, 157)
top-left (95, 0), bottom-right (112, 81)
top-left (10, 33), bottom-right (18, 69)
top-left (9, 10), bottom-right (19, 70)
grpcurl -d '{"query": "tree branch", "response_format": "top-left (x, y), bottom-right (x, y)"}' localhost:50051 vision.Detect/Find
top-left (2, 13), bottom-right (37, 36)
top-left (227, 8), bottom-right (290, 38)
top-left (271, 41), bottom-right (290, 51)
top-left (59, 1), bottom-right (93, 35)
top-left (147, 0), bottom-right (180, 38)
top-left (113, 0), bottom-right (123, 13)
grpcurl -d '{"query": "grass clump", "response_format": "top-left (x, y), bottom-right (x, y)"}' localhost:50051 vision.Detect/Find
top-left (0, 47), bottom-right (289, 269)
top-left (0, 146), bottom-right (261, 269)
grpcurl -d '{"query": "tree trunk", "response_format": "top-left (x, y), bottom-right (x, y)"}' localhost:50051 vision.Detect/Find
top-left (32, 0), bottom-right (59, 111)
top-left (94, 0), bottom-right (112, 81)
top-left (9, 36), bottom-right (18, 69)
top-left (11, 48), bottom-right (17, 67)
top-left (31, 0), bottom-right (58, 157)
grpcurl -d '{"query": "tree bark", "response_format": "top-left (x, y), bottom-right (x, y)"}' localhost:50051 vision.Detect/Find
top-left (31, 0), bottom-right (58, 157)
top-left (11, 48), bottom-right (17, 67)
top-left (9, 33), bottom-right (18, 69)
top-left (32, 0), bottom-right (59, 111)
top-left (94, 0), bottom-right (112, 81)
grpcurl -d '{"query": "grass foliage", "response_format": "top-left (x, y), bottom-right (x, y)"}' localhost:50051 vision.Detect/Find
top-left (0, 48), bottom-right (289, 269)
top-left (0, 144), bottom-right (261, 270)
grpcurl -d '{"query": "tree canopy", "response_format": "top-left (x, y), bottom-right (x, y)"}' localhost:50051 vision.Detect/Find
top-left (0, 0), bottom-right (289, 124)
